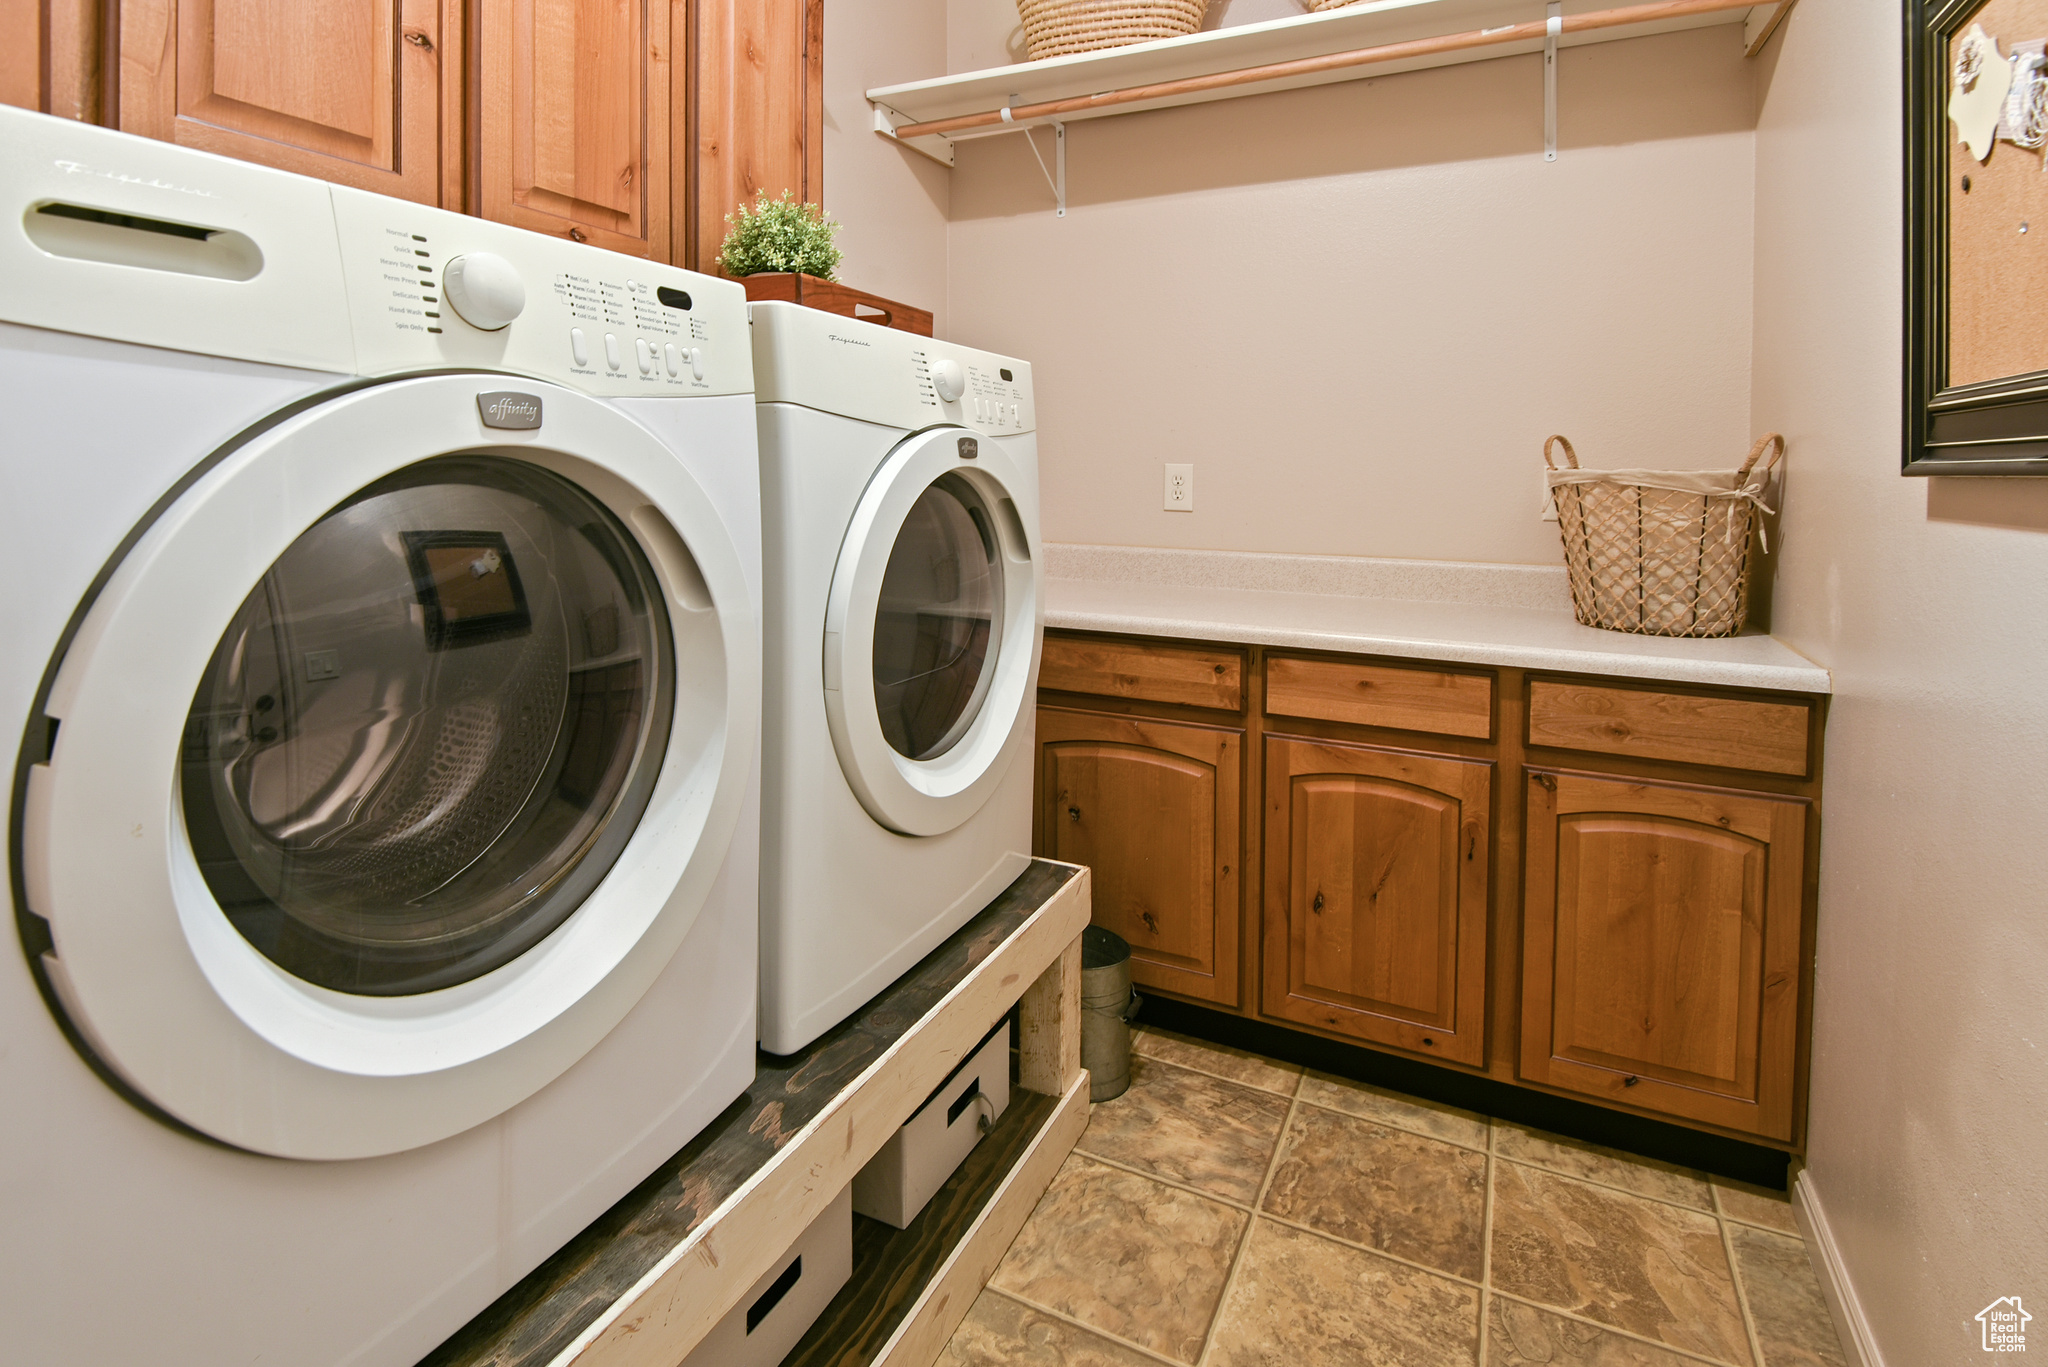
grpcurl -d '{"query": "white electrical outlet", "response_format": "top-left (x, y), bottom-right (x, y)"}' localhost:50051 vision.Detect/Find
top-left (1164, 463), bottom-right (1194, 512)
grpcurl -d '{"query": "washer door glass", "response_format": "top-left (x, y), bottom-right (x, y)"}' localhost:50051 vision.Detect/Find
top-left (871, 472), bottom-right (1004, 762)
top-left (179, 456), bottom-right (675, 996)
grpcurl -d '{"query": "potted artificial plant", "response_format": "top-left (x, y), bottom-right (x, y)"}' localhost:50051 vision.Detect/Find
top-left (717, 191), bottom-right (931, 336)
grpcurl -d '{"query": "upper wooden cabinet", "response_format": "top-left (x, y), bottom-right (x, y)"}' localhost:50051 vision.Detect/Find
top-left (1261, 736), bottom-right (1490, 1065)
top-left (1035, 708), bottom-right (1241, 1007)
top-left (478, 0), bottom-right (670, 257)
top-left (1519, 769), bottom-right (1807, 1141)
top-left (118, 0), bottom-right (460, 206)
top-left (20, 0), bottom-right (819, 272)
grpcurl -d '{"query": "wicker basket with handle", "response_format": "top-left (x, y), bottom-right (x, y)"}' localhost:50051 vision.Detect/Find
top-left (1544, 433), bottom-right (1784, 639)
top-left (1017, 0), bottom-right (1208, 59)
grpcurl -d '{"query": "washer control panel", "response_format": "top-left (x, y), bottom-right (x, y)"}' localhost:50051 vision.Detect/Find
top-left (332, 186), bottom-right (750, 399)
top-left (751, 302), bottom-right (1033, 435)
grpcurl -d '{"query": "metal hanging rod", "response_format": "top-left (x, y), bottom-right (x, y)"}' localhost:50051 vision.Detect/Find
top-left (884, 0), bottom-right (1759, 142)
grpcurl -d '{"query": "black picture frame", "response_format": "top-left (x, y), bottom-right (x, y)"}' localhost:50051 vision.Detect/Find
top-left (1906, 0), bottom-right (2048, 474)
top-left (402, 529), bottom-right (533, 650)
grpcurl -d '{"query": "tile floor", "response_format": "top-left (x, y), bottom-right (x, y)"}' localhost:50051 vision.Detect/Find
top-left (944, 1027), bottom-right (1847, 1367)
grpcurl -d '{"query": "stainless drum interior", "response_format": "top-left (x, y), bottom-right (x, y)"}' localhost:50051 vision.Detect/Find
top-left (178, 455), bottom-right (676, 996)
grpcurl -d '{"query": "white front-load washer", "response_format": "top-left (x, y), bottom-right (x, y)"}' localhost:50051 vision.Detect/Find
top-left (750, 302), bottom-right (1041, 1055)
top-left (0, 108), bottom-right (762, 1365)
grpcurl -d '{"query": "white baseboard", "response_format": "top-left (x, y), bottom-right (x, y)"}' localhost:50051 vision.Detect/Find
top-left (1793, 1170), bottom-right (1888, 1367)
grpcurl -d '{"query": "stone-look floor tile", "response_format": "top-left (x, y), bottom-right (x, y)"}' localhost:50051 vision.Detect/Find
top-left (1262, 1104), bottom-right (1488, 1280)
top-left (1488, 1298), bottom-right (1706, 1365)
top-left (1714, 1178), bottom-right (1801, 1235)
top-left (1132, 1027), bottom-right (1303, 1096)
top-left (989, 1153), bottom-right (1244, 1364)
top-left (1730, 1225), bottom-right (1848, 1367)
top-left (1077, 1057), bottom-right (1291, 1205)
top-left (941, 1289), bottom-right (1165, 1367)
top-left (1206, 1219), bottom-right (1481, 1367)
top-left (1298, 1072), bottom-right (1491, 1151)
top-left (1490, 1162), bottom-right (1751, 1365)
top-left (1493, 1124), bottom-right (1713, 1210)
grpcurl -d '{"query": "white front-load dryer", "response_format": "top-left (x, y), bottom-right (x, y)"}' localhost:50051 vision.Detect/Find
top-left (0, 109), bottom-right (761, 1365)
top-left (750, 302), bottom-right (1042, 1055)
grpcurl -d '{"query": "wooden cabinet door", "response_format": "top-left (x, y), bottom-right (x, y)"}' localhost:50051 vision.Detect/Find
top-left (119, 0), bottom-right (459, 206)
top-left (1035, 709), bottom-right (1241, 1006)
top-left (1261, 737), bottom-right (1491, 1064)
top-left (1520, 769), bottom-right (1806, 1140)
top-left (478, 0), bottom-right (672, 259)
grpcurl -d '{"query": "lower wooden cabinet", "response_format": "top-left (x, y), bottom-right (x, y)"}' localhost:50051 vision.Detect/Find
top-left (1518, 769), bottom-right (1807, 1141)
top-left (1031, 631), bottom-right (1824, 1149)
top-left (1261, 736), bottom-right (1490, 1065)
top-left (1033, 708), bottom-right (1240, 1006)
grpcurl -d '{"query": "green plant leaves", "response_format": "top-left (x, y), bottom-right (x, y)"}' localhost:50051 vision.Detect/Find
top-left (716, 190), bottom-right (844, 280)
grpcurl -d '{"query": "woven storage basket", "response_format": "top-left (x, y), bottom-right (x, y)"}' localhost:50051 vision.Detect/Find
top-left (1018, 0), bottom-right (1208, 59)
top-left (1544, 433), bottom-right (1784, 639)
top-left (1304, 0), bottom-right (1364, 11)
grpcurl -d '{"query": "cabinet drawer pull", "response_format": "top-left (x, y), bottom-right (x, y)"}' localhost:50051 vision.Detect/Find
top-left (1623, 1075), bottom-right (1640, 1087)
top-left (1067, 806), bottom-right (1080, 822)
top-left (1140, 911), bottom-right (1157, 933)
top-left (1311, 891), bottom-right (1325, 914)
top-left (403, 28), bottom-right (434, 51)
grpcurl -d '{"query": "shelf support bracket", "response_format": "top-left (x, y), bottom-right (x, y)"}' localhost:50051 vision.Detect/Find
top-left (1017, 117), bottom-right (1066, 217)
top-left (1544, 0), bottom-right (1560, 162)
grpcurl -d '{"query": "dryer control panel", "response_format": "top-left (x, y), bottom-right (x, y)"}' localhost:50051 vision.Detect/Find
top-left (330, 187), bottom-right (750, 399)
top-left (0, 106), bottom-right (749, 396)
top-left (749, 301), bottom-right (1034, 436)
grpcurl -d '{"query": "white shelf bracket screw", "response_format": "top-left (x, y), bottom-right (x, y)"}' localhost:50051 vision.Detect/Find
top-left (1022, 118), bottom-right (1066, 217)
top-left (1544, 0), bottom-right (1561, 162)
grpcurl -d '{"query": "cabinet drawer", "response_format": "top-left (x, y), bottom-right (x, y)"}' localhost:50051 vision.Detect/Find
top-left (1526, 681), bottom-right (1810, 776)
top-left (1265, 656), bottom-right (1492, 739)
top-left (1039, 635), bottom-right (1243, 710)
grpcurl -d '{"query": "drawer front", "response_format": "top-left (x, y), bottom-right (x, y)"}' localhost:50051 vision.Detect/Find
top-left (1039, 635), bottom-right (1243, 710)
top-left (1527, 681), bottom-right (1811, 776)
top-left (1265, 656), bottom-right (1492, 739)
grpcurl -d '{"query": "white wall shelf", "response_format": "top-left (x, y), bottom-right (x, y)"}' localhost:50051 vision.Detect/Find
top-left (868, 0), bottom-right (1793, 167)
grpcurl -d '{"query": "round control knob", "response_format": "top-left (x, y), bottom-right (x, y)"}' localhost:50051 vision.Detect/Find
top-left (931, 357), bottom-right (966, 404)
top-left (443, 252), bottom-right (526, 331)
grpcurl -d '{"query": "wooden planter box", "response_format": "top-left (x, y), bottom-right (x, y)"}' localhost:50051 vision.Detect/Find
top-left (740, 273), bottom-right (934, 336)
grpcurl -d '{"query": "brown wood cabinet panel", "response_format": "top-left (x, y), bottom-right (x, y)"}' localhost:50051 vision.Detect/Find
top-left (119, 0), bottom-right (454, 204)
top-left (478, 0), bottom-right (670, 257)
top-left (1266, 656), bottom-right (1492, 739)
top-left (1034, 709), bottom-right (1240, 1006)
top-left (692, 0), bottom-right (812, 268)
top-left (1520, 769), bottom-right (1805, 1140)
top-left (1527, 680), bottom-right (1810, 776)
top-left (1262, 736), bottom-right (1490, 1065)
top-left (1040, 635), bottom-right (1243, 710)
top-left (1, 0), bottom-right (41, 109)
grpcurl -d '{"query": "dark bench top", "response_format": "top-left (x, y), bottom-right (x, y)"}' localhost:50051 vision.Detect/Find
top-left (421, 859), bottom-right (1083, 1367)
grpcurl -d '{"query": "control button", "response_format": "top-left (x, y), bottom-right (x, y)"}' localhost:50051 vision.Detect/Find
top-left (570, 327), bottom-right (589, 367)
top-left (664, 343), bottom-right (682, 377)
top-left (604, 333), bottom-right (622, 371)
top-left (442, 252), bottom-right (526, 330)
top-left (690, 347), bottom-right (706, 382)
top-left (635, 338), bottom-right (653, 375)
top-left (626, 278), bottom-right (639, 294)
top-left (931, 357), bottom-right (965, 404)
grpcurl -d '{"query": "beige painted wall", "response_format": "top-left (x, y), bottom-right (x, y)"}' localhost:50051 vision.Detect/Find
top-left (824, 0), bottom-right (952, 334)
top-left (943, 25), bottom-right (1760, 564)
top-left (1755, 1), bottom-right (2048, 1361)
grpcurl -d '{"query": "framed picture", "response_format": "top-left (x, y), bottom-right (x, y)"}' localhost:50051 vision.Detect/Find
top-left (1907, 0), bottom-right (2048, 474)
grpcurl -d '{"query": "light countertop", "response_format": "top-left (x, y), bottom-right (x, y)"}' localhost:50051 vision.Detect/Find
top-left (1040, 545), bottom-right (1832, 695)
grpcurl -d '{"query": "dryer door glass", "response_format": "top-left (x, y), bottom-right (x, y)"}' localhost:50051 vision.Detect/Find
top-left (179, 456), bottom-right (675, 996)
top-left (871, 472), bottom-right (1003, 761)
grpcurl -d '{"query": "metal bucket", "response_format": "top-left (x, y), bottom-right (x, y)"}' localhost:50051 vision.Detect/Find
top-left (1080, 926), bottom-right (1140, 1102)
